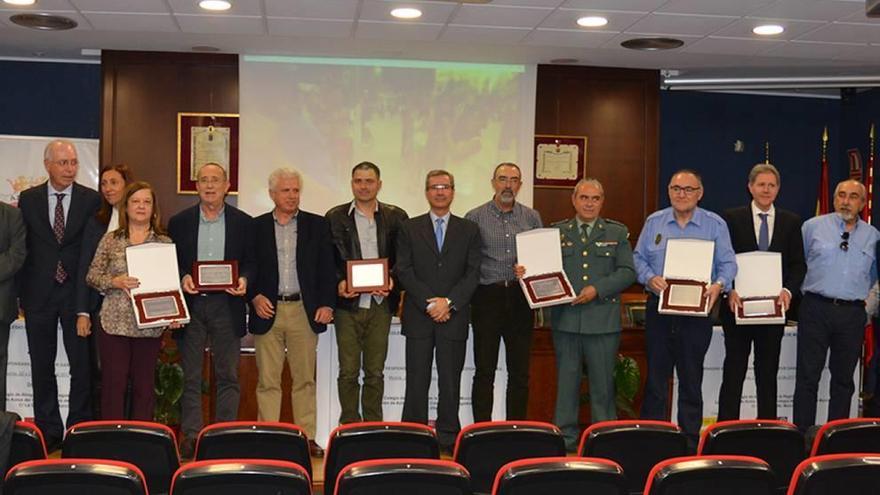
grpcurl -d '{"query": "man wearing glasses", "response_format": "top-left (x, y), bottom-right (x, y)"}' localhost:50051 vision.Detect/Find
top-left (633, 169), bottom-right (736, 451)
top-left (794, 179), bottom-right (879, 433)
top-left (396, 170), bottom-right (481, 454)
top-left (464, 163), bottom-right (542, 423)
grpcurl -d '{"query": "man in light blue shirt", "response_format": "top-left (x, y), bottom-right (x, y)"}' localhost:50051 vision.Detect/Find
top-left (633, 169), bottom-right (736, 451)
top-left (794, 179), bottom-right (879, 432)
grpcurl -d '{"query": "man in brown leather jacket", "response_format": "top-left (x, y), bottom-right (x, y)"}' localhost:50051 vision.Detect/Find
top-left (325, 161), bottom-right (408, 424)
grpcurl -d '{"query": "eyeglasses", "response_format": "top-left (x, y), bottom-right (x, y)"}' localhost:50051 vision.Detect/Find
top-left (495, 176), bottom-right (521, 185)
top-left (428, 184), bottom-right (453, 191)
top-left (840, 231), bottom-right (850, 251)
top-left (51, 159), bottom-right (78, 167)
top-left (669, 185), bottom-right (701, 195)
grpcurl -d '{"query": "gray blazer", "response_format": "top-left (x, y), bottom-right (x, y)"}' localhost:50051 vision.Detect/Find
top-left (0, 203), bottom-right (26, 323)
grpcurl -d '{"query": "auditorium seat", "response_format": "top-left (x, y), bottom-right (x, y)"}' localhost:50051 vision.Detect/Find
top-left (61, 420), bottom-right (180, 495)
top-left (491, 456), bottom-right (627, 495)
top-left (10, 421), bottom-right (48, 469)
top-left (787, 454), bottom-right (880, 495)
top-left (644, 455), bottom-right (776, 495)
top-left (194, 421), bottom-right (312, 479)
top-left (334, 458), bottom-right (470, 495)
top-left (809, 418), bottom-right (880, 456)
top-left (578, 420), bottom-right (689, 495)
top-left (323, 421), bottom-right (440, 494)
top-left (170, 459), bottom-right (311, 495)
top-left (453, 421), bottom-right (566, 495)
top-left (698, 419), bottom-right (804, 494)
top-left (5, 458), bottom-right (148, 495)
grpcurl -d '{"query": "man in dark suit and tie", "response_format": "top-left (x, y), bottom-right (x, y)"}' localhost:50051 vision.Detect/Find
top-left (19, 139), bottom-right (100, 450)
top-left (396, 169), bottom-right (482, 453)
top-left (0, 201), bottom-right (26, 412)
top-left (168, 162), bottom-right (255, 458)
top-left (248, 167), bottom-right (336, 457)
top-left (718, 163), bottom-right (806, 420)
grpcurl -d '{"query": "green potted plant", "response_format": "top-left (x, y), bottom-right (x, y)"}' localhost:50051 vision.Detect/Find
top-left (154, 338), bottom-right (184, 429)
top-left (581, 354), bottom-right (641, 418)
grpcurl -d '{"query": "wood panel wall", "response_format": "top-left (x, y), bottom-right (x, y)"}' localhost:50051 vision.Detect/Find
top-left (100, 50), bottom-right (239, 220)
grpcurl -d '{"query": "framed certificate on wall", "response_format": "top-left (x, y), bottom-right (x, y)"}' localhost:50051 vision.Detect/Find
top-left (534, 135), bottom-right (587, 188)
top-left (177, 112), bottom-right (239, 194)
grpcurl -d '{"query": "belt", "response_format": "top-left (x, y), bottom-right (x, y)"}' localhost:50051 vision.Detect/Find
top-left (278, 293), bottom-right (302, 302)
top-left (805, 292), bottom-right (864, 307)
top-left (490, 280), bottom-right (518, 288)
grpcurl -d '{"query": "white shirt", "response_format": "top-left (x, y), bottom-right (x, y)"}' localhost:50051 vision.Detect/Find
top-left (751, 201), bottom-right (775, 247)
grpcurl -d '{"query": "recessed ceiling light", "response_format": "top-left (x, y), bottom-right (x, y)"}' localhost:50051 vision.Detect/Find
top-left (753, 24), bottom-right (784, 36)
top-left (577, 16), bottom-right (608, 28)
top-left (391, 7), bottom-right (422, 19)
top-left (3, 0), bottom-right (37, 6)
top-left (199, 0), bottom-right (232, 11)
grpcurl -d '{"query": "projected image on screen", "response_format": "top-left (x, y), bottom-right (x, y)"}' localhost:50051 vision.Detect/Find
top-left (239, 56), bottom-right (536, 217)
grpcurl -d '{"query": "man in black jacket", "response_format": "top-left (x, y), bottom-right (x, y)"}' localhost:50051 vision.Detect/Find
top-left (249, 168), bottom-right (335, 457)
top-left (168, 162), bottom-right (255, 458)
top-left (19, 140), bottom-right (99, 450)
top-left (0, 203), bottom-right (25, 412)
top-left (326, 162), bottom-right (408, 424)
top-left (719, 163), bottom-right (806, 420)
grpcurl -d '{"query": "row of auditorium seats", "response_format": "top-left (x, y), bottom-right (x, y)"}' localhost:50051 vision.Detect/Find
top-left (6, 418), bottom-right (880, 495)
top-left (6, 453), bottom-right (880, 495)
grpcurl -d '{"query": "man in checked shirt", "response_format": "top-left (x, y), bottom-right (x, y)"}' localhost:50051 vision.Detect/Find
top-left (465, 162), bottom-right (542, 422)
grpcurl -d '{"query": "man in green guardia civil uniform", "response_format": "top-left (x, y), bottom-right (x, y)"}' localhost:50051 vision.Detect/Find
top-left (550, 178), bottom-right (636, 451)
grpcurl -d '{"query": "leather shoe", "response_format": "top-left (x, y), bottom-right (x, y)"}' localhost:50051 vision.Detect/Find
top-left (44, 437), bottom-right (62, 455)
top-left (309, 440), bottom-right (324, 458)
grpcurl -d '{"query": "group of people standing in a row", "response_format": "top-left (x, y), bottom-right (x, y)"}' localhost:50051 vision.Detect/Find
top-left (0, 139), bottom-right (873, 459)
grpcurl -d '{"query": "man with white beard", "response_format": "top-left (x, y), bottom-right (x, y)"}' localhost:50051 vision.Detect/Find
top-left (793, 179), bottom-right (879, 432)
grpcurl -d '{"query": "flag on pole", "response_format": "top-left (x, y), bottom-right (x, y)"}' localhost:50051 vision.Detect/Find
top-left (865, 124), bottom-right (876, 366)
top-left (816, 126), bottom-right (830, 215)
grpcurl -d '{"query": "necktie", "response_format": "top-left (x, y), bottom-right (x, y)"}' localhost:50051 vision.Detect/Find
top-left (581, 223), bottom-right (592, 239)
top-left (53, 193), bottom-right (68, 283)
top-left (435, 218), bottom-right (445, 251)
top-left (758, 213), bottom-right (769, 251)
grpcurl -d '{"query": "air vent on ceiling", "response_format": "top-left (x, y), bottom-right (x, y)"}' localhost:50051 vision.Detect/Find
top-left (10, 13), bottom-right (77, 30)
top-left (435, 0), bottom-right (493, 4)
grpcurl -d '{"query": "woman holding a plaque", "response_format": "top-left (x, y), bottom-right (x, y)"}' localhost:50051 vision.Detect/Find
top-left (86, 181), bottom-right (175, 420)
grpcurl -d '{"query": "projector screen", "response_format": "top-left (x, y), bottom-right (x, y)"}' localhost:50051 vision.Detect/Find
top-left (239, 56), bottom-right (536, 218)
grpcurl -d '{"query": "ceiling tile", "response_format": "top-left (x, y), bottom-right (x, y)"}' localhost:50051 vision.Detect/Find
top-left (265, 0), bottom-right (356, 20)
top-left (797, 22), bottom-right (880, 43)
top-left (625, 13), bottom-right (738, 36)
top-left (439, 24), bottom-right (530, 43)
top-left (84, 12), bottom-right (178, 31)
top-left (355, 20), bottom-right (444, 41)
top-left (712, 18), bottom-right (826, 40)
top-left (541, 9), bottom-right (646, 30)
top-left (749, 0), bottom-right (864, 22)
top-left (491, 0), bottom-right (565, 6)
top-left (450, 4), bottom-right (553, 28)
top-left (657, 0), bottom-right (774, 16)
top-left (685, 36), bottom-right (784, 56)
top-left (267, 17), bottom-right (352, 37)
top-left (168, 0), bottom-right (263, 16)
top-left (562, 0), bottom-right (666, 10)
top-left (525, 28), bottom-right (618, 47)
top-left (761, 40), bottom-right (869, 60)
top-left (175, 14), bottom-right (264, 34)
top-left (359, 1), bottom-right (456, 24)
top-left (72, 0), bottom-right (169, 14)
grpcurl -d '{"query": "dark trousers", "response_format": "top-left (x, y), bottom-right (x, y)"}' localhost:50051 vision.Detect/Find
top-left (97, 326), bottom-right (162, 421)
top-left (0, 319), bottom-right (11, 411)
top-left (470, 284), bottom-right (533, 422)
top-left (793, 293), bottom-right (865, 432)
top-left (718, 310), bottom-right (784, 420)
top-left (24, 283), bottom-right (92, 444)
top-left (180, 295), bottom-right (241, 438)
top-left (335, 300), bottom-right (392, 423)
top-left (402, 331), bottom-right (466, 448)
top-left (640, 298), bottom-right (712, 450)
